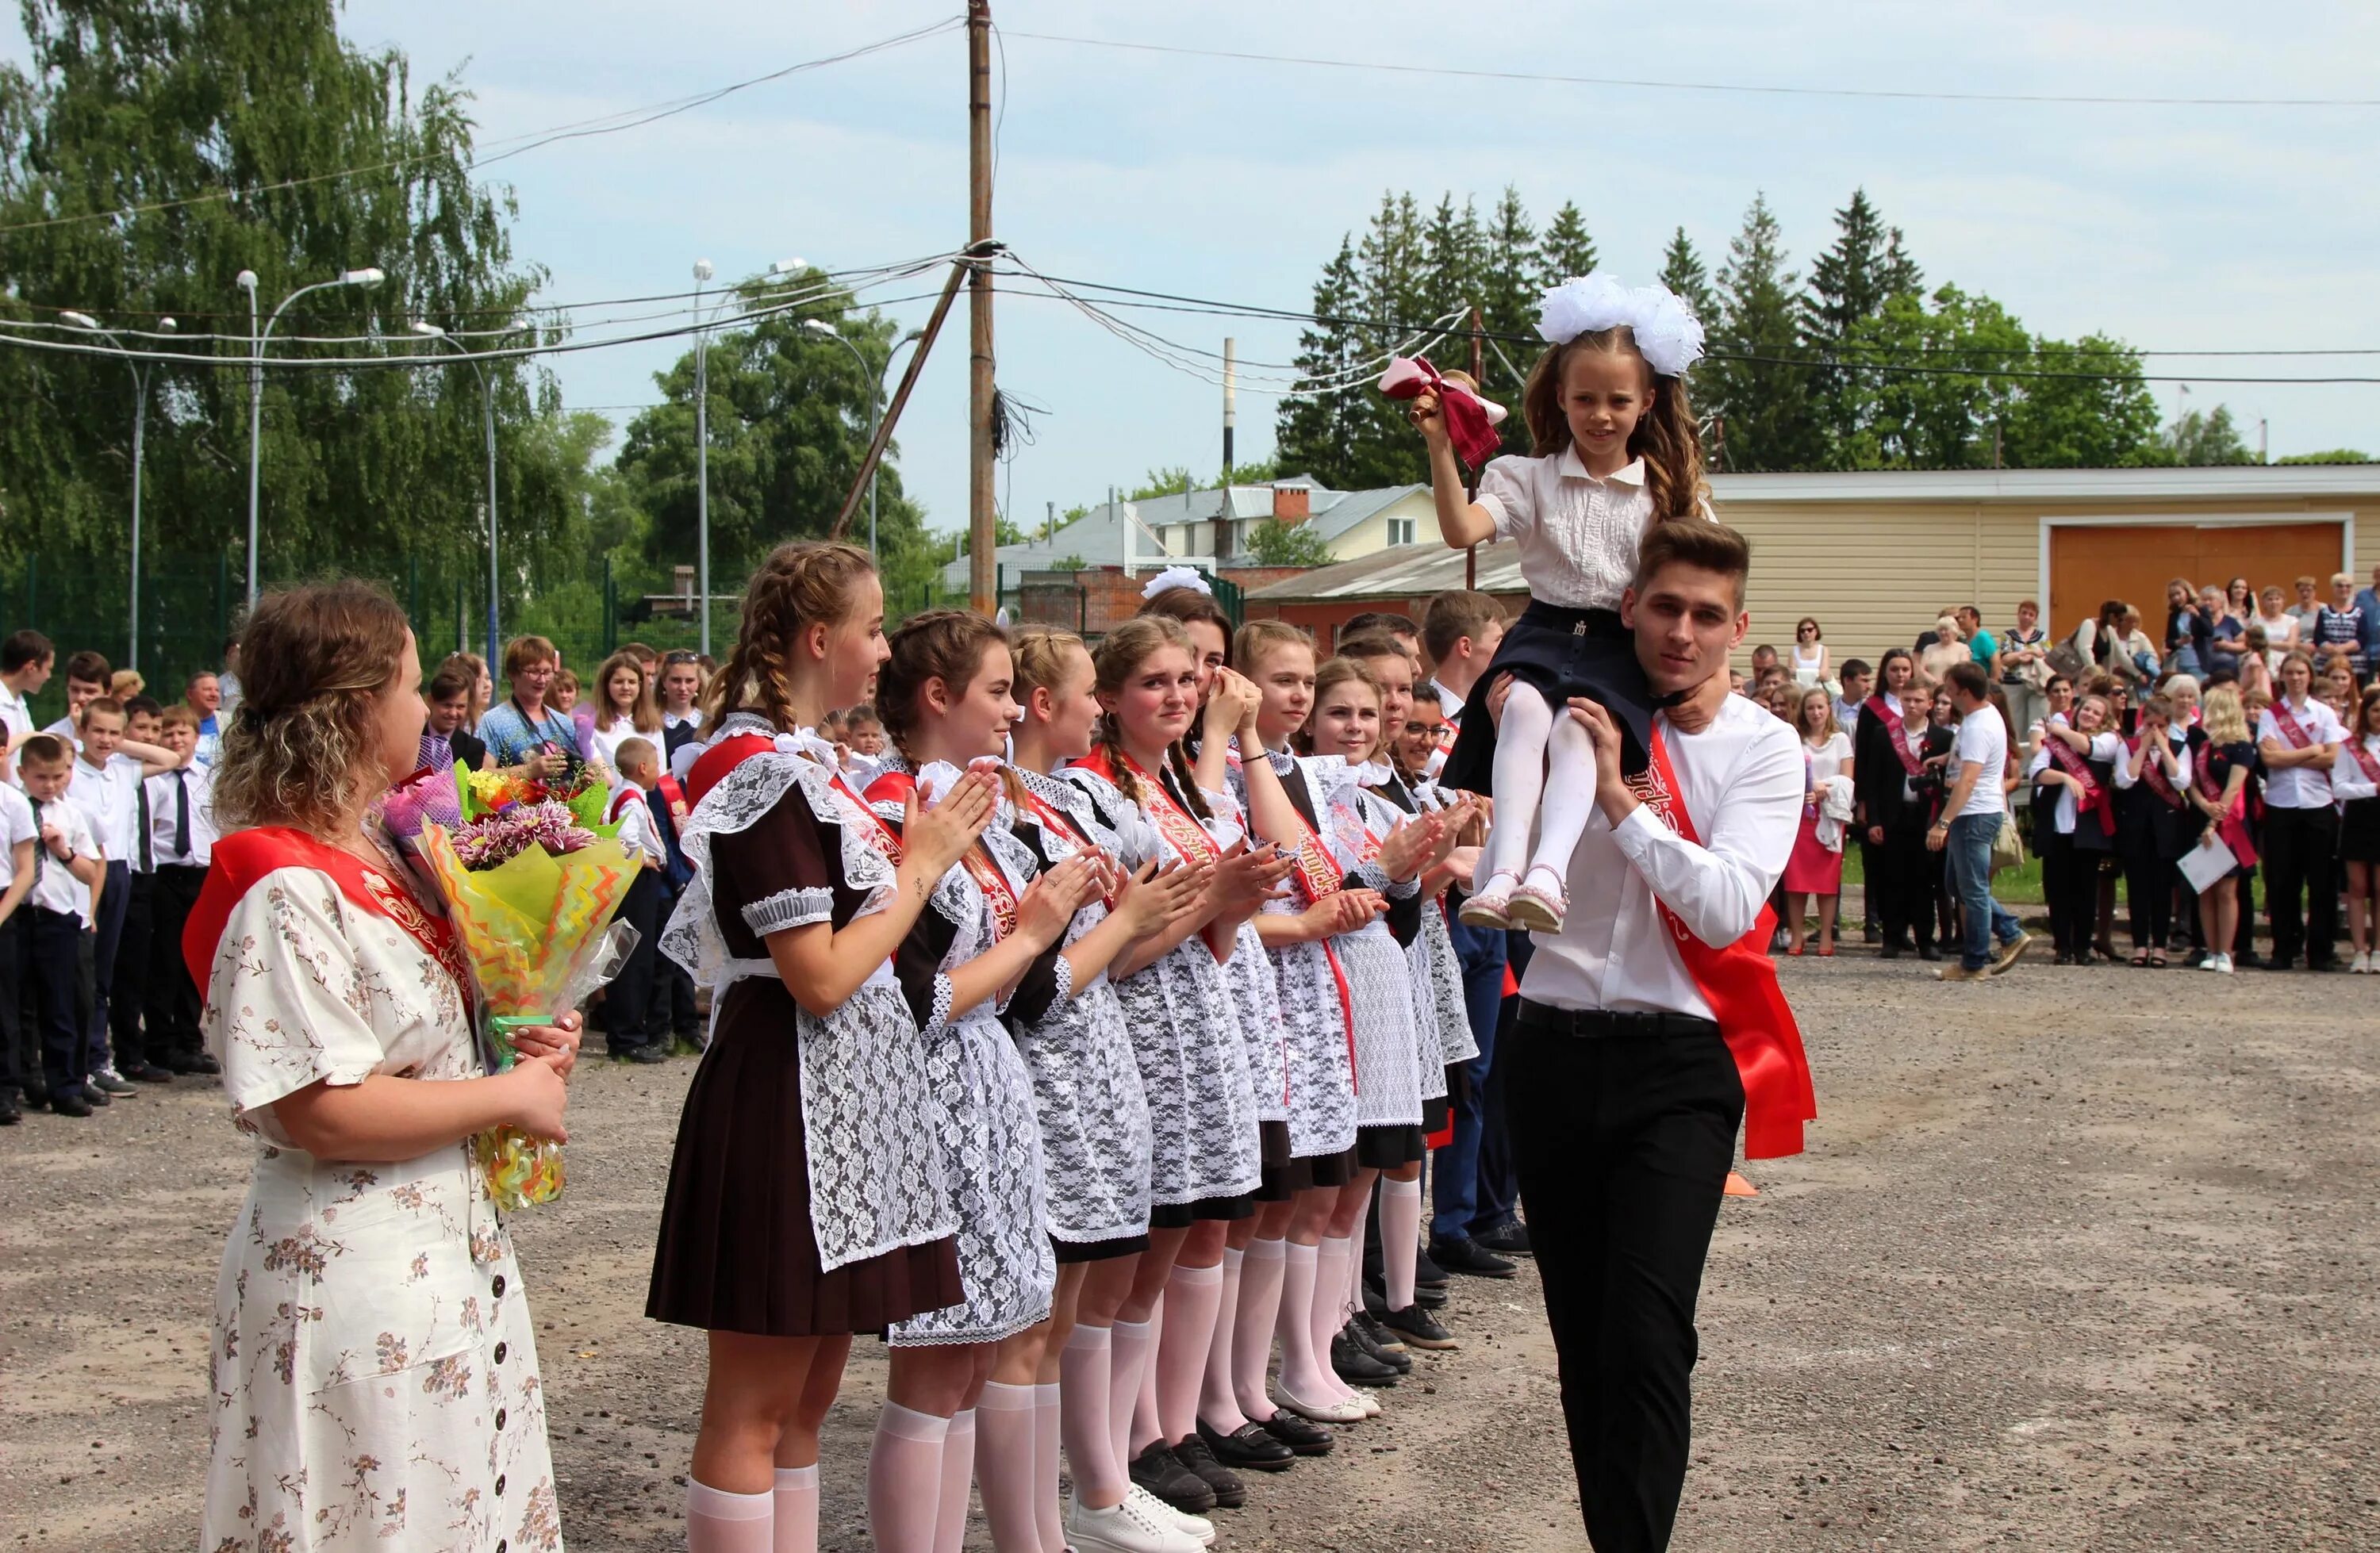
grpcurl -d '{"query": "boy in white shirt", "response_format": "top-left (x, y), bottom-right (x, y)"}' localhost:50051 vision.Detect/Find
top-left (40, 650), bottom-right (113, 740)
top-left (144, 705), bottom-right (221, 1076)
top-left (67, 698), bottom-right (182, 1095)
top-left (17, 735), bottom-right (101, 1115)
top-left (0, 747), bottom-right (38, 1123)
top-left (603, 737), bottom-right (670, 1064)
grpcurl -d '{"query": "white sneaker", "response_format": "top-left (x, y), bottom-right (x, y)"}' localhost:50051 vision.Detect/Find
top-left (1125, 1485), bottom-right (1214, 1547)
top-left (2353, 952), bottom-right (2372, 974)
top-left (1069, 1491), bottom-right (1204, 1553)
top-left (2213, 953), bottom-right (2236, 975)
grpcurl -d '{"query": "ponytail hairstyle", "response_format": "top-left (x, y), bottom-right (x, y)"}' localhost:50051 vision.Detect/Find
top-left (875, 608), bottom-right (1011, 780)
top-left (1090, 615), bottom-right (1211, 820)
top-left (1520, 328), bottom-right (1708, 524)
top-left (1296, 655), bottom-right (1383, 757)
top-left (705, 540), bottom-right (879, 728)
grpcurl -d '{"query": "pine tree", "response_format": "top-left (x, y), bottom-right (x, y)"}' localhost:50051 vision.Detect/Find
top-left (1274, 237), bottom-right (1367, 486)
top-left (1801, 189), bottom-right (1921, 469)
top-left (1657, 228), bottom-right (1719, 331)
top-left (1346, 193), bottom-right (1430, 485)
top-left (1475, 187), bottom-right (1543, 454)
top-left (1706, 193), bottom-right (1824, 471)
top-left (1537, 201), bottom-right (1599, 286)
top-left (1419, 194), bottom-right (1486, 330)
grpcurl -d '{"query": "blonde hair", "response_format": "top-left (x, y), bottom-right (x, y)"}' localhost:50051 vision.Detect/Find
top-left (1232, 619), bottom-right (1312, 677)
top-left (1795, 686), bottom-right (1840, 743)
top-left (2199, 685), bottom-right (2250, 745)
top-left (705, 541), bottom-right (879, 727)
top-left (1520, 330), bottom-right (1707, 523)
top-left (213, 581), bottom-right (412, 838)
top-left (1009, 625), bottom-right (1089, 704)
top-left (1297, 655), bottom-right (1383, 756)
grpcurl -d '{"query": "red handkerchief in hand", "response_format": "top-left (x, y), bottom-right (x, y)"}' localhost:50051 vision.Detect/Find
top-left (1380, 356), bottom-right (1507, 472)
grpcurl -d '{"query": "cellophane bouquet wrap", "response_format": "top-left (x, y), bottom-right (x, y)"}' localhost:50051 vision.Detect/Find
top-left (381, 761), bottom-right (639, 1210)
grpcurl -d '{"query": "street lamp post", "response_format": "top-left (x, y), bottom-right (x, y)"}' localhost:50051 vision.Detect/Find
top-left (61, 311), bottom-right (175, 669)
top-left (802, 320), bottom-right (924, 560)
top-left (411, 322), bottom-right (523, 665)
top-left (237, 267), bottom-right (384, 610)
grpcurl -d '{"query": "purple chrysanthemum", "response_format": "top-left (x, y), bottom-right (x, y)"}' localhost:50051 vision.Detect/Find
top-left (450, 800), bottom-right (599, 871)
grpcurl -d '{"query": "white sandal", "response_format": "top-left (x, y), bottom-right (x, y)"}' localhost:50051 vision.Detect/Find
top-left (1458, 869), bottom-right (1522, 929)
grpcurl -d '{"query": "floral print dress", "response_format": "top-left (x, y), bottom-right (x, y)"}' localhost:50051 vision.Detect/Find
top-left (198, 856), bottom-right (560, 1553)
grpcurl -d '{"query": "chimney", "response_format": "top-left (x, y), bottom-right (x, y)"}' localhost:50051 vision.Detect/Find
top-left (1273, 486), bottom-right (1311, 523)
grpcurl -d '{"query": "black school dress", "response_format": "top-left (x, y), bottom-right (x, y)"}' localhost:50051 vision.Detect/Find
top-left (647, 742), bottom-right (963, 1336)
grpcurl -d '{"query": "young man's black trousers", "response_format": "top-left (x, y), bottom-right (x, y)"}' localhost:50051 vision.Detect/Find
top-left (1506, 1007), bottom-right (1744, 1553)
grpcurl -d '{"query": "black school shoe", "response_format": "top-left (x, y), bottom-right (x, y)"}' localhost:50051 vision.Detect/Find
top-left (1330, 1329), bottom-right (1399, 1386)
top-left (1475, 1219), bottom-right (1532, 1257)
top-left (1129, 1440), bottom-right (1216, 1513)
top-left (1254, 1409), bottom-right (1334, 1456)
top-left (1348, 1312), bottom-right (1412, 1372)
top-left (1196, 1417), bottom-right (1292, 1471)
top-left (1380, 1302), bottom-right (1459, 1350)
top-left (50, 1090), bottom-right (93, 1118)
top-left (1429, 1237), bottom-right (1517, 1279)
top-left (0, 1090), bottom-right (19, 1125)
top-left (1169, 1432), bottom-right (1246, 1508)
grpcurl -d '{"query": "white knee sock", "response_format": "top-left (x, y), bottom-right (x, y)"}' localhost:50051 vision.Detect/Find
top-left (868, 1402), bottom-right (949, 1552)
top-left (687, 1479), bottom-right (773, 1553)
top-left (1200, 1246), bottom-right (1248, 1434)
top-left (1483, 682), bottom-right (1554, 887)
top-left (1380, 1175), bottom-right (1423, 1312)
top-left (1059, 1323), bottom-right (1127, 1509)
top-left (1527, 707), bottom-right (1599, 882)
top-left (973, 1383), bottom-right (1042, 1553)
top-left (1031, 1382), bottom-right (1066, 1552)
top-left (1311, 1236), bottom-right (1355, 1402)
top-left (1274, 1240), bottom-right (1331, 1402)
top-left (772, 1465), bottom-right (819, 1553)
top-left (933, 1409), bottom-right (975, 1553)
top-left (1233, 1238), bottom-right (1288, 1421)
top-left (1130, 1296), bottom-right (1165, 1458)
top-left (1107, 1317), bottom-right (1154, 1476)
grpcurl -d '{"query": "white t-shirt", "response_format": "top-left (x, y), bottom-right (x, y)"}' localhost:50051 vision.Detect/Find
top-left (0, 687), bottom-right (35, 748)
top-left (25, 799), bottom-right (95, 919)
top-left (1952, 704), bottom-right (2009, 819)
top-left (1802, 729), bottom-right (1852, 787)
top-left (2257, 696), bottom-right (2347, 809)
top-left (71, 752), bottom-right (145, 863)
top-left (0, 784), bottom-right (36, 892)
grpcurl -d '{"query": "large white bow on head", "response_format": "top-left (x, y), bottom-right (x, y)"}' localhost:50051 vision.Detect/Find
top-left (1536, 273), bottom-right (1706, 379)
top-left (1142, 565), bottom-right (1211, 600)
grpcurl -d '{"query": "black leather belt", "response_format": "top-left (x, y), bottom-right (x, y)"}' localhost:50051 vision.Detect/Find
top-left (1515, 1000), bottom-right (1720, 1040)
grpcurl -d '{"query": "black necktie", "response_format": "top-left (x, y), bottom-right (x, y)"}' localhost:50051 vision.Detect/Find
top-left (173, 771), bottom-right (190, 859)
top-left (136, 778), bottom-right (153, 872)
top-left (28, 796), bottom-right (43, 885)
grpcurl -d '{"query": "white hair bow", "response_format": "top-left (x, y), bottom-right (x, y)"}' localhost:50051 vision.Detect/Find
top-left (1142, 566), bottom-right (1211, 600)
top-left (1537, 274), bottom-right (1706, 379)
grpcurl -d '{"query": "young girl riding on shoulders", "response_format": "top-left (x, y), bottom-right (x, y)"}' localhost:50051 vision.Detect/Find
top-left (1403, 274), bottom-right (1710, 934)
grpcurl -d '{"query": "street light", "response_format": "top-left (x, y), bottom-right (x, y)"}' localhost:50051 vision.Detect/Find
top-left (239, 266), bottom-right (384, 608)
top-left (802, 320), bottom-right (923, 560)
top-left (60, 311), bottom-right (175, 669)
top-left (410, 321), bottom-right (526, 665)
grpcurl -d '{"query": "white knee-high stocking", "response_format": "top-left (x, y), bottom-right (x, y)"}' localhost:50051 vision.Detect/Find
top-left (1483, 683), bottom-right (1555, 887)
top-left (1527, 704), bottom-right (1600, 883)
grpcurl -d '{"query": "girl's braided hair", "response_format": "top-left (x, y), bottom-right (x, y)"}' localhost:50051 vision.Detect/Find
top-left (704, 540), bottom-right (878, 728)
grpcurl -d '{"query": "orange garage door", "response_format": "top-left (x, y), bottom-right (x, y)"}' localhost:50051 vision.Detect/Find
top-left (2048, 521), bottom-right (2346, 637)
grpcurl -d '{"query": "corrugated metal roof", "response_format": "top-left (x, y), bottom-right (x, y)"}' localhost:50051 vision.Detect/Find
top-left (1243, 539), bottom-right (1526, 602)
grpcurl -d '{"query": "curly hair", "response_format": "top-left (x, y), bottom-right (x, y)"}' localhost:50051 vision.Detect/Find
top-left (1520, 328), bottom-right (1709, 524)
top-left (212, 581), bottom-right (413, 838)
top-left (1091, 615), bottom-right (1211, 820)
top-left (704, 540), bottom-right (879, 727)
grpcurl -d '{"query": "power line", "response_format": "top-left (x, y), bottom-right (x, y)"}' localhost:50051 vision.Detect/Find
top-left (1001, 29), bottom-right (2380, 109)
top-left (0, 17), bottom-right (962, 236)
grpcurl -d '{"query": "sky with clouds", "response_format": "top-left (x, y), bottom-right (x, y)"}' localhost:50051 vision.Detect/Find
top-left (10, 2), bottom-right (2378, 540)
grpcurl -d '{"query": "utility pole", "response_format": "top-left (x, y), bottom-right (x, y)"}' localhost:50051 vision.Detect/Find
top-left (1465, 306), bottom-right (1484, 588)
top-left (967, 0), bottom-right (997, 615)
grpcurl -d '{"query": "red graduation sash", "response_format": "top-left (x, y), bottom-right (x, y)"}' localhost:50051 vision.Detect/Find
top-left (2045, 733), bottom-right (2114, 838)
top-left (1639, 729), bottom-right (1818, 1160)
top-left (1864, 695), bottom-right (1925, 777)
top-left (866, 769), bottom-right (1017, 941)
top-left (2129, 735), bottom-right (2187, 809)
top-left (1276, 760), bottom-right (1361, 1101)
top-left (2191, 747), bottom-right (2259, 869)
top-left (2269, 700), bottom-right (2317, 751)
top-left (2351, 736), bottom-right (2380, 788)
top-left (1074, 746), bottom-right (1221, 868)
top-left (186, 826), bottom-right (474, 1018)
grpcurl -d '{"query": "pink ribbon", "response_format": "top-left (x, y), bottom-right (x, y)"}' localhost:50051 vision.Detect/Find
top-left (1380, 356), bottom-right (1507, 473)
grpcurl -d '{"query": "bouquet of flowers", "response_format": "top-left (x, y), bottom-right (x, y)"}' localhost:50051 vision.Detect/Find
top-left (380, 761), bottom-right (639, 1210)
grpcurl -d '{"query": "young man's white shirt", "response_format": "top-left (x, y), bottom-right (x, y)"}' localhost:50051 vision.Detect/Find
top-left (24, 800), bottom-right (95, 919)
top-left (1950, 704), bottom-right (2009, 819)
top-left (0, 784), bottom-right (36, 894)
top-left (1522, 693), bottom-right (1802, 1022)
top-left (2257, 697), bottom-right (2347, 810)
top-left (148, 761), bottom-right (218, 868)
top-left (40, 715), bottom-right (77, 742)
top-left (0, 685), bottom-right (35, 747)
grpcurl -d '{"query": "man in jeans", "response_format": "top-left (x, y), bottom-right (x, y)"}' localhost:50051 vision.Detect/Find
top-left (1929, 662), bottom-right (2032, 982)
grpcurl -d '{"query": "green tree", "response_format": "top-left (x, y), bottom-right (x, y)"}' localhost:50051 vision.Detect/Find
top-left (1129, 466), bottom-right (1196, 500)
top-left (616, 271), bottom-right (933, 596)
top-left (1801, 189), bottom-right (1923, 467)
top-left (2001, 334), bottom-right (2161, 468)
top-left (1476, 186), bottom-right (1543, 454)
top-left (1848, 285), bottom-right (2029, 470)
top-left (1536, 201), bottom-right (1598, 286)
top-left (1705, 193), bottom-right (1824, 470)
top-left (1246, 517), bottom-right (1334, 566)
top-left (2277, 448), bottom-right (2373, 464)
top-left (1657, 228), bottom-right (1720, 333)
top-left (1419, 194), bottom-right (1484, 328)
top-left (0, 0), bottom-right (558, 607)
top-left (2154, 405), bottom-right (2259, 466)
top-left (1276, 237), bottom-right (1368, 487)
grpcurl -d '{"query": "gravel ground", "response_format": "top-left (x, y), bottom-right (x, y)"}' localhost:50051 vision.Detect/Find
top-left (5, 949), bottom-right (2376, 1550)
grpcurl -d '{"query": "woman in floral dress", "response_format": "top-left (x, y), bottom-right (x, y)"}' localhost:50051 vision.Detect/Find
top-left (192, 581), bottom-right (582, 1552)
